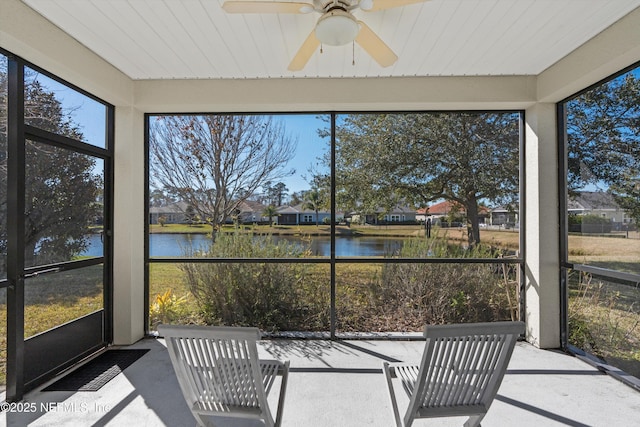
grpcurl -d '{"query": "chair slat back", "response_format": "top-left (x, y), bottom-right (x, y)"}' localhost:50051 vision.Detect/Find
top-left (177, 336), bottom-right (260, 409)
top-left (160, 324), bottom-right (272, 422)
top-left (409, 321), bottom-right (523, 416)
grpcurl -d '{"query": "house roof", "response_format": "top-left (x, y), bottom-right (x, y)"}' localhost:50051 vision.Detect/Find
top-left (569, 191), bottom-right (620, 211)
top-left (276, 205), bottom-right (303, 214)
top-left (424, 200), bottom-right (464, 215)
top-left (490, 206), bottom-right (518, 214)
top-left (150, 200), bottom-right (267, 215)
top-left (149, 201), bottom-right (190, 214)
top-left (277, 204), bottom-right (347, 215)
top-left (237, 200), bottom-right (267, 213)
top-left (382, 205), bottom-right (415, 214)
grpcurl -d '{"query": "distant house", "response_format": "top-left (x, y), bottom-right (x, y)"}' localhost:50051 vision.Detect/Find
top-left (232, 200), bottom-right (269, 223)
top-left (418, 200), bottom-right (489, 226)
top-left (149, 201), bottom-right (190, 224)
top-left (150, 200), bottom-right (270, 225)
top-left (568, 191), bottom-right (628, 224)
top-left (415, 207), bottom-right (429, 223)
top-left (426, 200), bottom-right (462, 217)
top-left (276, 205), bottom-right (301, 225)
top-left (489, 206), bottom-right (519, 227)
top-left (349, 205), bottom-right (416, 225)
top-left (376, 205), bottom-right (416, 224)
top-left (275, 204), bottom-right (338, 225)
top-left (383, 205), bottom-right (417, 223)
top-left (417, 200), bottom-right (460, 225)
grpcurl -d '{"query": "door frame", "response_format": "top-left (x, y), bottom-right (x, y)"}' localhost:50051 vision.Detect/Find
top-left (3, 50), bottom-right (114, 401)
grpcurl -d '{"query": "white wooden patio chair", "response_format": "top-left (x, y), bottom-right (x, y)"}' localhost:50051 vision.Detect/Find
top-left (158, 324), bottom-right (290, 427)
top-left (383, 321), bottom-right (525, 427)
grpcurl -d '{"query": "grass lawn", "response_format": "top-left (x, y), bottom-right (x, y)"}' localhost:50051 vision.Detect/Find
top-left (150, 223), bottom-right (213, 234)
top-left (568, 232), bottom-right (640, 274)
top-left (0, 265), bottom-right (103, 387)
top-left (149, 263), bottom-right (189, 296)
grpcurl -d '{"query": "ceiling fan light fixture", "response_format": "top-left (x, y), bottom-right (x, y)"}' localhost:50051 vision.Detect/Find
top-left (315, 10), bottom-right (360, 46)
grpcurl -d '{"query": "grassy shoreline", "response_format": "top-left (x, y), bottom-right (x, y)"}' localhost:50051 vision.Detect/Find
top-left (150, 223), bottom-right (521, 247)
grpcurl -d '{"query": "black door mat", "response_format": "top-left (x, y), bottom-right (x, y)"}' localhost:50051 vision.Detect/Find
top-left (43, 349), bottom-right (150, 392)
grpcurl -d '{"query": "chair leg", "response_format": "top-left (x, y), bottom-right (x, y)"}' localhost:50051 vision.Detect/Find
top-left (464, 414), bottom-right (485, 427)
top-left (194, 413), bottom-right (209, 427)
top-left (274, 361), bottom-right (290, 427)
top-left (383, 362), bottom-right (403, 427)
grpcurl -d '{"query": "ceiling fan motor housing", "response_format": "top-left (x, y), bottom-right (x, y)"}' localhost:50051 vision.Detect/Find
top-left (314, 1), bottom-right (356, 12)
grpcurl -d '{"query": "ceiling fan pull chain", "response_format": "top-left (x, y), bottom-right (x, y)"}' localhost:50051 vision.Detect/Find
top-left (352, 40), bottom-right (356, 66)
top-left (320, 43), bottom-right (324, 54)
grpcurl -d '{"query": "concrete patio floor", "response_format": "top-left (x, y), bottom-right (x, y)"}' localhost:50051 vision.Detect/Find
top-left (3, 337), bottom-right (640, 427)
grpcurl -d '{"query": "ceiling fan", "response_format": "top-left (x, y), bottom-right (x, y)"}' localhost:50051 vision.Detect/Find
top-left (222, 0), bottom-right (431, 71)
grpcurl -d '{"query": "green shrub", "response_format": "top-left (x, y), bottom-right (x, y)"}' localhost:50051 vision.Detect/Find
top-left (571, 214), bottom-right (613, 233)
top-left (176, 231), bottom-right (517, 333)
top-left (568, 271), bottom-right (640, 369)
top-left (568, 313), bottom-right (600, 356)
top-left (374, 234), bottom-right (512, 327)
top-left (579, 214), bottom-right (612, 225)
top-left (180, 232), bottom-right (326, 331)
top-left (568, 214), bottom-right (582, 225)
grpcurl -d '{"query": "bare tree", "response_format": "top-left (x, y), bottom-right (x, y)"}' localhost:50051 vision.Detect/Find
top-left (149, 115), bottom-right (296, 237)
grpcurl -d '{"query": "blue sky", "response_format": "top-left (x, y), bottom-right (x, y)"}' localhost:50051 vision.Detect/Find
top-left (27, 68), bottom-right (107, 149)
top-left (271, 114), bottom-right (329, 193)
top-left (27, 71), bottom-right (329, 196)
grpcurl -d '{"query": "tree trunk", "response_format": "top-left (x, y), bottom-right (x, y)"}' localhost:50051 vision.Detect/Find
top-left (210, 223), bottom-right (218, 243)
top-left (24, 240), bottom-right (38, 267)
top-left (466, 195), bottom-right (481, 247)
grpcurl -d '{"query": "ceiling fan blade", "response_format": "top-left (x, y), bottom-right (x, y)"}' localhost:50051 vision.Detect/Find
top-left (355, 21), bottom-right (397, 67)
top-left (288, 30), bottom-right (321, 71)
top-left (364, 0), bottom-right (430, 12)
top-left (222, 1), bottom-right (311, 14)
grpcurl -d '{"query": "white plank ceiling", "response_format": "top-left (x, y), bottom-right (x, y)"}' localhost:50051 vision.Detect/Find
top-left (21, 0), bottom-right (640, 80)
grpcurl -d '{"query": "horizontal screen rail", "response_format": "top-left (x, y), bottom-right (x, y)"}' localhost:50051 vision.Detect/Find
top-left (148, 257), bottom-right (523, 264)
top-left (567, 263), bottom-right (640, 285)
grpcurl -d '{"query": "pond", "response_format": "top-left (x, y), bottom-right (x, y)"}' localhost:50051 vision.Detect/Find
top-left (82, 233), bottom-right (409, 257)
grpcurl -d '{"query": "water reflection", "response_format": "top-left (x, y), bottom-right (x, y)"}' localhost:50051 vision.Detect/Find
top-left (83, 233), bottom-right (408, 257)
